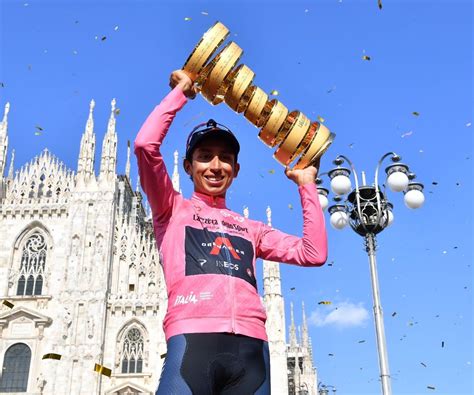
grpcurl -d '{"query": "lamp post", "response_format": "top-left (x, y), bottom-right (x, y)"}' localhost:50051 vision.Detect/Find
top-left (316, 152), bottom-right (425, 395)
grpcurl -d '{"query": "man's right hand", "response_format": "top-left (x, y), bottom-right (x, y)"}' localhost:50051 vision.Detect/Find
top-left (169, 70), bottom-right (199, 99)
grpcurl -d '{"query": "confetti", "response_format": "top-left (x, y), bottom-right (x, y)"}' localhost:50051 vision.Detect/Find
top-left (401, 131), bottom-right (413, 138)
top-left (378, 0), bottom-right (382, 9)
top-left (35, 125), bottom-right (43, 131)
top-left (73, 50), bottom-right (78, 55)
top-left (427, 386), bottom-right (435, 390)
top-left (101, 36), bottom-right (107, 41)
top-left (391, 312), bottom-right (397, 317)
top-left (184, 17), bottom-right (192, 21)
top-left (304, 9), bottom-right (309, 13)
top-left (362, 55), bottom-right (371, 61)
top-left (201, 11), bottom-right (208, 15)
top-left (358, 340), bottom-right (366, 343)
top-left (114, 25), bottom-right (119, 31)
top-left (2, 300), bottom-right (14, 308)
top-left (0, 82), bottom-right (4, 88)
top-left (466, 122), bottom-right (472, 127)
top-left (317, 116), bottom-right (325, 123)
top-left (94, 363), bottom-right (111, 377)
top-left (114, 108), bottom-right (120, 115)
top-left (421, 362), bottom-right (427, 367)
top-left (412, 111), bottom-right (420, 116)
top-left (268, 169), bottom-right (275, 174)
top-left (326, 86), bottom-right (336, 93)
top-left (328, 261), bottom-right (334, 266)
top-left (441, 341), bottom-right (445, 348)
top-left (328, 353), bottom-right (334, 356)
top-left (432, 181), bottom-right (438, 185)
top-left (288, 204), bottom-right (293, 210)
top-left (42, 353), bottom-right (61, 360)
top-left (160, 353), bottom-right (167, 359)
top-left (290, 287), bottom-right (296, 291)
top-left (270, 89), bottom-right (279, 96)
top-left (318, 301), bottom-right (331, 305)
top-left (349, 143), bottom-right (354, 149)
top-left (34, 132), bottom-right (41, 136)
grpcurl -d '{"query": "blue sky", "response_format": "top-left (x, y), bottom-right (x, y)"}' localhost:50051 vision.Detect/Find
top-left (1, 0), bottom-right (472, 394)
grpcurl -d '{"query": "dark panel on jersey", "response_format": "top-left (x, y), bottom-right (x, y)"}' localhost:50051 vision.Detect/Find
top-left (184, 226), bottom-right (256, 289)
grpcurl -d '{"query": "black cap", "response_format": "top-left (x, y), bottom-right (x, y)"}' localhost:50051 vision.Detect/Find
top-left (185, 119), bottom-right (240, 161)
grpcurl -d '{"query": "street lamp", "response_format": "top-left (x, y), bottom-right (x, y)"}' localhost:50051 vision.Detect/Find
top-left (316, 152), bottom-right (425, 395)
top-left (297, 382), bottom-right (309, 395)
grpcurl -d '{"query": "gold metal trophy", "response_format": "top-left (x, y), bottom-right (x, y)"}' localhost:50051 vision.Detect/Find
top-left (183, 22), bottom-right (335, 169)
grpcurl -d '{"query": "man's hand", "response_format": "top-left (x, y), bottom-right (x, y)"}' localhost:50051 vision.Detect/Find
top-left (169, 70), bottom-right (199, 99)
top-left (284, 158), bottom-right (320, 186)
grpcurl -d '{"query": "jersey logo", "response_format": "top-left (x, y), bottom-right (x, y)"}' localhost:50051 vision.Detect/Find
top-left (209, 237), bottom-right (241, 260)
top-left (184, 226), bottom-right (256, 289)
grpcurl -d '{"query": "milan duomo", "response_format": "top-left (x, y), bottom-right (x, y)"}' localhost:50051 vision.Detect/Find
top-left (0, 100), bottom-right (318, 395)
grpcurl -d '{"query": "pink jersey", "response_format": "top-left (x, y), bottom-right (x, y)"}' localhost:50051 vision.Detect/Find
top-left (134, 87), bottom-right (328, 341)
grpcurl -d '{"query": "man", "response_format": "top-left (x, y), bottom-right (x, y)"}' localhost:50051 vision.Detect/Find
top-left (134, 70), bottom-right (328, 395)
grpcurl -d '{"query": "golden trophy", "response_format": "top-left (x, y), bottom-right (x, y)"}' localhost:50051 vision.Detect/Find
top-left (183, 21), bottom-right (334, 169)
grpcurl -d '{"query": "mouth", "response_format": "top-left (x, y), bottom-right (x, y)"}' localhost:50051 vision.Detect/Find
top-left (204, 175), bottom-right (225, 185)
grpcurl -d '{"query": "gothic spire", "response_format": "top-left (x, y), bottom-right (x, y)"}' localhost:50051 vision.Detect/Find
top-left (302, 301), bottom-right (310, 349)
top-left (125, 140), bottom-right (131, 180)
top-left (77, 99), bottom-right (96, 180)
top-left (266, 206), bottom-right (272, 227)
top-left (99, 98), bottom-right (118, 182)
top-left (172, 150), bottom-right (180, 192)
top-left (289, 302), bottom-right (298, 348)
top-left (0, 102), bottom-right (10, 177)
top-left (8, 149), bottom-right (15, 179)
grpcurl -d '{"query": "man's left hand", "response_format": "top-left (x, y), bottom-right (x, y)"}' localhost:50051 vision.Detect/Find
top-left (284, 158), bottom-right (320, 186)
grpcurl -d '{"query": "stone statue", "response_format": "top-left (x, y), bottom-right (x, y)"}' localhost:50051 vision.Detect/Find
top-left (62, 307), bottom-right (72, 339)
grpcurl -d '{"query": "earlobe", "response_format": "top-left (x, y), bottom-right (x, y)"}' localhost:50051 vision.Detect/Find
top-left (233, 163), bottom-right (240, 179)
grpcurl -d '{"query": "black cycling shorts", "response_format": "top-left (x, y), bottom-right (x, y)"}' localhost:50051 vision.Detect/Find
top-left (156, 333), bottom-right (270, 395)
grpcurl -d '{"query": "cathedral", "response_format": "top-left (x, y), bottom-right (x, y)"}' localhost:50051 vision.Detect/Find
top-left (0, 100), bottom-right (318, 395)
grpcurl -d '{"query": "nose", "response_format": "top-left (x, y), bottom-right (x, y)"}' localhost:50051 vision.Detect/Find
top-left (209, 155), bottom-right (223, 170)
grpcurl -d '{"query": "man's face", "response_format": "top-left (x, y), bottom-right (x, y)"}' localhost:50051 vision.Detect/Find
top-left (184, 136), bottom-right (240, 197)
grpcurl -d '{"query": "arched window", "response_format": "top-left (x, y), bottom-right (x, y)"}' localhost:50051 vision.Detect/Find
top-left (16, 233), bottom-right (47, 296)
top-left (121, 328), bottom-right (144, 374)
top-left (0, 343), bottom-right (31, 392)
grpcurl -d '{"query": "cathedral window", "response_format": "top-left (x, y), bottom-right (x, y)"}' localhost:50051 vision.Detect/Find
top-left (121, 328), bottom-right (144, 374)
top-left (0, 343), bottom-right (31, 392)
top-left (16, 233), bottom-right (47, 296)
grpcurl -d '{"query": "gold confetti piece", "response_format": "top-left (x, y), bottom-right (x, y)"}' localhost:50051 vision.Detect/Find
top-left (427, 386), bottom-right (435, 390)
top-left (362, 55), bottom-right (371, 61)
top-left (201, 11), bottom-right (208, 15)
top-left (270, 89), bottom-right (279, 96)
top-left (268, 169), bottom-right (275, 174)
top-left (2, 300), bottom-right (14, 309)
top-left (421, 362), bottom-right (427, 367)
top-left (378, 0), bottom-right (382, 9)
top-left (160, 353), bottom-right (167, 359)
top-left (318, 301), bottom-right (332, 305)
top-left (42, 353), bottom-right (61, 360)
top-left (94, 363), bottom-right (111, 377)
top-left (412, 111), bottom-right (420, 116)
top-left (184, 17), bottom-right (192, 21)
top-left (114, 26), bottom-right (119, 31)
top-left (101, 36), bottom-right (107, 41)
top-left (317, 116), bottom-right (325, 123)
top-left (34, 132), bottom-right (41, 136)
top-left (288, 204), bottom-right (293, 210)
top-left (114, 108), bottom-right (120, 115)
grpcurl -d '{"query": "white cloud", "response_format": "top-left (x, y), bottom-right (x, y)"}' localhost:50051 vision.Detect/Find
top-left (309, 301), bottom-right (369, 329)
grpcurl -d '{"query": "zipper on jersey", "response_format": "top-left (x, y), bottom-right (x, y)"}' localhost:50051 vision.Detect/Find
top-left (217, 213), bottom-right (236, 333)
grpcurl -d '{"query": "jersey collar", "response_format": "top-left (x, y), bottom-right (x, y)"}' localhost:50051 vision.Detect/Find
top-left (191, 191), bottom-right (227, 209)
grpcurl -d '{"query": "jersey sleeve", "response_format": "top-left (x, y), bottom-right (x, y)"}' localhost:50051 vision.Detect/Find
top-left (256, 183), bottom-right (328, 266)
top-left (134, 87), bottom-right (188, 224)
